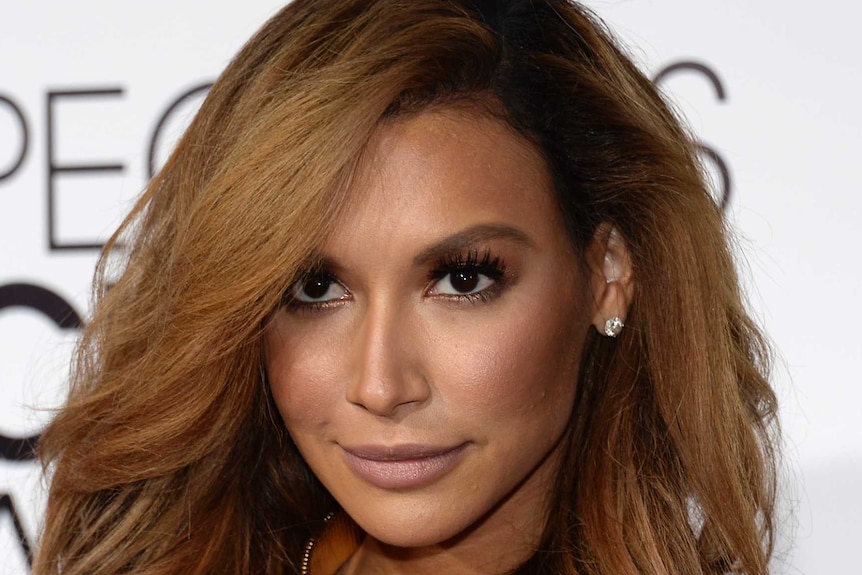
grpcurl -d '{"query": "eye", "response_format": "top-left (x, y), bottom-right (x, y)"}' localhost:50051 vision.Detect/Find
top-left (286, 273), bottom-right (348, 306)
top-left (426, 248), bottom-right (507, 302)
top-left (431, 269), bottom-right (496, 296)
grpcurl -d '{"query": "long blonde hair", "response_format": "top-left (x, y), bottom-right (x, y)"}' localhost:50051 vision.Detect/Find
top-left (35, 1), bottom-right (778, 574)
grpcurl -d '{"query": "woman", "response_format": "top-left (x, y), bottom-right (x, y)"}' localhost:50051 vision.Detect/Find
top-left (34, 1), bottom-right (779, 574)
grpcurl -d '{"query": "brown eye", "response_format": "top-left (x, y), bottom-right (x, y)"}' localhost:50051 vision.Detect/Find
top-left (450, 271), bottom-right (480, 293)
top-left (288, 275), bottom-right (348, 303)
top-left (302, 277), bottom-right (332, 299)
top-left (431, 270), bottom-right (494, 297)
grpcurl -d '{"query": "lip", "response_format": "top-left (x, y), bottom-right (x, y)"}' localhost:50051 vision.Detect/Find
top-left (341, 443), bottom-right (469, 490)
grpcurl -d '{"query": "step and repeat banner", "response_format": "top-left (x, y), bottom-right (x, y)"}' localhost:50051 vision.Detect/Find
top-left (1, 1), bottom-right (860, 573)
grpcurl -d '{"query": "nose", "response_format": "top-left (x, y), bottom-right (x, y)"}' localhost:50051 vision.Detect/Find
top-left (345, 298), bottom-right (430, 417)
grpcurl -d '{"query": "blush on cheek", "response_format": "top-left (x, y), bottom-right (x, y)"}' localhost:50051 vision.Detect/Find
top-left (435, 309), bottom-right (581, 419)
top-left (265, 330), bottom-right (337, 430)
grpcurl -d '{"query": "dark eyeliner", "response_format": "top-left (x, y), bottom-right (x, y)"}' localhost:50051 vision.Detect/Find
top-left (281, 270), bottom-right (346, 313)
top-left (427, 247), bottom-right (508, 303)
top-left (428, 247), bottom-right (506, 281)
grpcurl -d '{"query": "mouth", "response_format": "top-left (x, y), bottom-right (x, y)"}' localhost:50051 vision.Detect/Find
top-left (341, 443), bottom-right (469, 490)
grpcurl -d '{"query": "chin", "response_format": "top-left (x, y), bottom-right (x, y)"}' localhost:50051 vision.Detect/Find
top-left (344, 498), bottom-right (482, 548)
top-left (365, 523), bottom-right (466, 549)
top-left (371, 527), bottom-right (451, 548)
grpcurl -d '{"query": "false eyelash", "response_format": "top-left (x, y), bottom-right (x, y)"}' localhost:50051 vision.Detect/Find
top-left (427, 247), bottom-right (507, 283)
top-left (281, 248), bottom-right (509, 314)
top-left (280, 270), bottom-right (347, 313)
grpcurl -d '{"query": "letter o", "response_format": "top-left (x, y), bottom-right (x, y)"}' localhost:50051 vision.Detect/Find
top-left (147, 82), bottom-right (213, 179)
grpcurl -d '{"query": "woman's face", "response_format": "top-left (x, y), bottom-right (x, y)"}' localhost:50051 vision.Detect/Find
top-left (264, 108), bottom-right (592, 553)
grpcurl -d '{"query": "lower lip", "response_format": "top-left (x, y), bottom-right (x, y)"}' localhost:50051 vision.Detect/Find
top-left (342, 444), bottom-right (469, 490)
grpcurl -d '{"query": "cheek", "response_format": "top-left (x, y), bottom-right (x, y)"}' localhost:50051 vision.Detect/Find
top-left (263, 278), bottom-right (587, 440)
top-left (427, 294), bottom-right (585, 433)
top-left (263, 320), bottom-right (344, 431)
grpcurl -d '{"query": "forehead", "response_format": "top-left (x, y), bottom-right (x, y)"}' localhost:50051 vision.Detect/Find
top-left (327, 107), bottom-right (565, 257)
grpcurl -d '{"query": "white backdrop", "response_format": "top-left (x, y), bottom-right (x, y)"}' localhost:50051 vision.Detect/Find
top-left (1, 1), bottom-right (860, 573)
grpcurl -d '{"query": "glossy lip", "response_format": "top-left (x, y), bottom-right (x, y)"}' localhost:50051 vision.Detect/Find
top-left (341, 443), bottom-right (469, 490)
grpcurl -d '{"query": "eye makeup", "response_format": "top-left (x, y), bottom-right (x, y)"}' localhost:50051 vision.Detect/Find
top-left (425, 246), bottom-right (508, 305)
top-left (281, 246), bottom-right (510, 313)
top-left (281, 270), bottom-right (350, 313)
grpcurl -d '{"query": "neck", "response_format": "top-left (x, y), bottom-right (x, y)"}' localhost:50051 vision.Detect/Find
top-left (343, 527), bottom-right (538, 575)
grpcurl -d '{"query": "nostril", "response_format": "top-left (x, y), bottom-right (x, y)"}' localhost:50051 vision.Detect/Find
top-left (345, 301), bottom-right (430, 416)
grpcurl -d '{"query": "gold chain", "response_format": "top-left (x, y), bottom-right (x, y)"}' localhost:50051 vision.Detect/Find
top-left (300, 535), bottom-right (317, 575)
top-left (301, 512), bottom-right (335, 575)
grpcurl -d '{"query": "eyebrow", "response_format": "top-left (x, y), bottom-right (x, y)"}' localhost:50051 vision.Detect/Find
top-left (412, 223), bottom-right (534, 266)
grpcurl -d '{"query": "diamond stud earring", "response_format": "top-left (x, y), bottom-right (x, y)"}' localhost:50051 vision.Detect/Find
top-left (604, 316), bottom-right (624, 337)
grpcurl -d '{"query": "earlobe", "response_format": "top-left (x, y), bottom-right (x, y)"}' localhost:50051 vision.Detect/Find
top-left (585, 225), bottom-right (634, 337)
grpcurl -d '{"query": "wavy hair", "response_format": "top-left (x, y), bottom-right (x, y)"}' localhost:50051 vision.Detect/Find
top-left (35, 1), bottom-right (779, 573)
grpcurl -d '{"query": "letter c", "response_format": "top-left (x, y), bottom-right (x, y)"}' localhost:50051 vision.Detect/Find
top-left (653, 61), bottom-right (726, 102)
top-left (653, 61), bottom-right (732, 209)
top-left (0, 283), bottom-right (83, 461)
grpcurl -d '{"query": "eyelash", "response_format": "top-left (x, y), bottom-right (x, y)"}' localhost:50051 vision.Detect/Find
top-left (283, 247), bottom-right (508, 313)
top-left (281, 270), bottom-right (341, 313)
top-left (426, 247), bottom-right (507, 304)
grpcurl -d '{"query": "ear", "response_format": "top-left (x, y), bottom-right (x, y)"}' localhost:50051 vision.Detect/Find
top-left (584, 224), bottom-right (634, 336)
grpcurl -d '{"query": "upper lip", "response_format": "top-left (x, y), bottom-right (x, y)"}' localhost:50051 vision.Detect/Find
top-left (341, 443), bottom-right (467, 461)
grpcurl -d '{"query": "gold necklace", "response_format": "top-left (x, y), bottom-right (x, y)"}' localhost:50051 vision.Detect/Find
top-left (300, 512), bottom-right (363, 575)
top-left (300, 536), bottom-right (317, 575)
